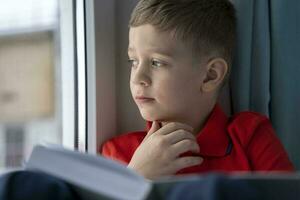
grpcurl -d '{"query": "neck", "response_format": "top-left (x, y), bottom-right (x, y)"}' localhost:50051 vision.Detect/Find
top-left (161, 103), bottom-right (216, 136)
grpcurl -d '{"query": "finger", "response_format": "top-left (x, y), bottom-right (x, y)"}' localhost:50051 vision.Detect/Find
top-left (144, 121), bottom-right (160, 140)
top-left (170, 139), bottom-right (200, 157)
top-left (164, 129), bottom-right (196, 144)
top-left (172, 156), bottom-right (203, 171)
top-left (157, 122), bottom-right (194, 136)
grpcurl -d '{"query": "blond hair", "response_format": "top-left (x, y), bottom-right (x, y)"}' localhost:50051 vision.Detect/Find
top-left (130, 0), bottom-right (236, 67)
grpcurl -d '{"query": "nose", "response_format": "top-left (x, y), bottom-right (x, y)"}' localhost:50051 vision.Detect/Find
top-left (130, 63), bottom-right (151, 86)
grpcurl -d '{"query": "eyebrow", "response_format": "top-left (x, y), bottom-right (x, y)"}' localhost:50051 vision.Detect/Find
top-left (128, 46), bottom-right (174, 58)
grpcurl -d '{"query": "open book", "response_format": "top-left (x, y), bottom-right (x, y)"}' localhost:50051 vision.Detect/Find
top-left (26, 145), bottom-right (152, 200)
top-left (26, 145), bottom-right (300, 200)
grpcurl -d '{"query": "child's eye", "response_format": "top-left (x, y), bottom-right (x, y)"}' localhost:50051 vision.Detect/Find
top-left (151, 59), bottom-right (164, 68)
top-left (128, 59), bottom-right (138, 68)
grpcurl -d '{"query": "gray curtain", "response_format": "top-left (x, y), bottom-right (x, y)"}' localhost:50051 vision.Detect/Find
top-left (231, 0), bottom-right (300, 169)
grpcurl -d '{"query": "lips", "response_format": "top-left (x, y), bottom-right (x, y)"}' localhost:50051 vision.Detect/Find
top-left (135, 96), bottom-right (155, 103)
top-left (135, 96), bottom-right (154, 100)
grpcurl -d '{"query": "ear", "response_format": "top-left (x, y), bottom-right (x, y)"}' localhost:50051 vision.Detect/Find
top-left (201, 58), bottom-right (228, 93)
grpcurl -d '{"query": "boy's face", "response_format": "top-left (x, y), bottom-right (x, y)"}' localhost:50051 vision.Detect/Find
top-left (128, 24), bottom-right (206, 123)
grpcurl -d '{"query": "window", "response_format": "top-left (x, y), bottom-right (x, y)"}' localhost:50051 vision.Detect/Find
top-left (0, 0), bottom-right (78, 171)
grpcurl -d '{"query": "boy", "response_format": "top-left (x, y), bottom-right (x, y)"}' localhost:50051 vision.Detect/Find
top-left (101, 0), bottom-right (294, 180)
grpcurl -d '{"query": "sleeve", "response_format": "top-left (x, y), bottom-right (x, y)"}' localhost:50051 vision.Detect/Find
top-left (246, 118), bottom-right (295, 171)
top-left (100, 139), bottom-right (131, 165)
top-left (100, 142), bottom-right (111, 157)
top-left (100, 141), bottom-right (115, 159)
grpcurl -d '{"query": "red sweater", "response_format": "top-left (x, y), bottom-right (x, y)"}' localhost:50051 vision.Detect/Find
top-left (101, 104), bottom-right (294, 175)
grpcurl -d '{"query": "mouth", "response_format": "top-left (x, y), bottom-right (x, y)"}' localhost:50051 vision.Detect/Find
top-left (135, 96), bottom-right (155, 104)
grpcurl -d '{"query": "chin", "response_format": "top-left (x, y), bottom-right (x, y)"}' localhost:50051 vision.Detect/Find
top-left (140, 111), bottom-right (168, 123)
top-left (140, 111), bottom-right (159, 122)
top-left (140, 113), bottom-right (155, 121)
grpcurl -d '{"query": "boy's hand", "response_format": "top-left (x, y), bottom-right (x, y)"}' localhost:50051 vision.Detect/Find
top-left (127, 121), bottom-right (203, 180)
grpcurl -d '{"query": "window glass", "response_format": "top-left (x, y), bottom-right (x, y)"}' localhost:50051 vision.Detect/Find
top-left (0, 0), bottom-right (68, 171)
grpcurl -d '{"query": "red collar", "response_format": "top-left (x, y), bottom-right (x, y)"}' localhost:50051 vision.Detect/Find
top-left (196, 104), bottom-right (231, 157)
top-left (146, 104), bottom-right (231, 157)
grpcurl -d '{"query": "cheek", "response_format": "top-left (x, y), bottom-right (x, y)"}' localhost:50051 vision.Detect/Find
top-left (156, 80), bottom-right (188, 104)
top-left (156, 77), bottom-right (200, 106)
top-left (129, 83), bottom-right (135, 99)
top-left (129, 80), bottom-right (133, 91)
top-left (129, 73), bottom-right (134, 94)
